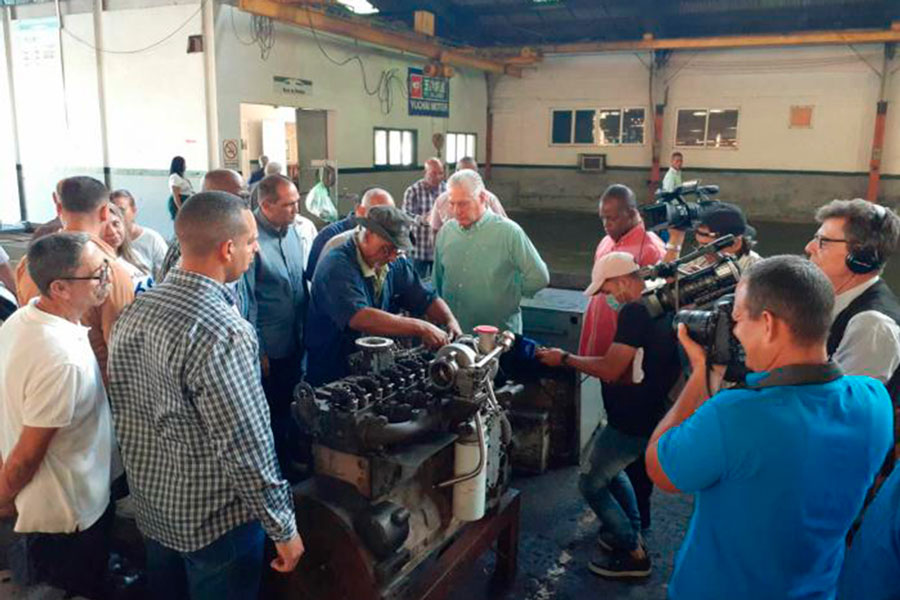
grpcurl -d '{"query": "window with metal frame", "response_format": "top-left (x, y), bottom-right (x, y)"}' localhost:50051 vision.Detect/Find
top-left (446, 132), bottom-right (477, 165)
top-left (675, 109), bottom-right (739, 148)
top-left (374, 127), bottom-right (417, 167)
top-left (551, 108), bottom-right (645, 146)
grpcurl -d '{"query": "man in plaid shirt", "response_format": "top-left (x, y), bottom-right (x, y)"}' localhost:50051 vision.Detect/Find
top-left (108, 191), bottom-right (303, 599)
top-left (402, 157), bottom-right (446, 279)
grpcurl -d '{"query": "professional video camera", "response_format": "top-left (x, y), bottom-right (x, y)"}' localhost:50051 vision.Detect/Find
top-left (641, 180), bottom-right (721, 231)
top-left (674, 295), bottom-right (746, 378)
top-left (640, 235), bottom-right (742, 318)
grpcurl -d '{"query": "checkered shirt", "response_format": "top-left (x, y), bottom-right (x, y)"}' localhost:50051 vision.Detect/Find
top-left (402, 178), bottom-right (446, 262)
top-left (107, 268), bottom-right (296, 552)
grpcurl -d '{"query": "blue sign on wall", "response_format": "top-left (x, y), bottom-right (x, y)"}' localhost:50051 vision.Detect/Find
top-left (408, 67), bottom-right (450, 118)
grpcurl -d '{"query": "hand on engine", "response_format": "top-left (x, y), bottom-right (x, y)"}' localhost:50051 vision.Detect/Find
top-left (446, 319), bottom-right (464, 341)
top-left (419, 321), bottom-right (450, 349)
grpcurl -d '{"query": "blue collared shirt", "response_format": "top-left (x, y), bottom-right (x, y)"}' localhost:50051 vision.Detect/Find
top-left (305, 215), bottom-right (355, 282)
top-left (108, 268), bottom-right (296, 552)
top-left (244, 208), bottom-right (308, 359)
top-left (305, 236), bottom-right (437, 385)
top-left (657, 371), bottom-right (893, 600)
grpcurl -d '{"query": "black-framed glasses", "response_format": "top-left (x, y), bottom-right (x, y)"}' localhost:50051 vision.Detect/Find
top-left (812, 234), bottom-right (849, 250)
top-left (56, 259), bottom-right (111, 286)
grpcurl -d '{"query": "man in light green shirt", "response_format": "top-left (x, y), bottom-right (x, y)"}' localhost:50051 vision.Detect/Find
top-left (434, 170), bottom-right (549, 334)
top-left (661, 151), bottom-right (683, 193)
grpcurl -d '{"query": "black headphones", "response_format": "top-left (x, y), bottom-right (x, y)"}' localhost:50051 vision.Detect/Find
top-left (845, 204), bottom-right (888, 274)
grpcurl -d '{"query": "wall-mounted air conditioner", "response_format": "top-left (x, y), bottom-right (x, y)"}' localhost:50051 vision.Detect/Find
top-left (578, 153), bottom-right (606, 172)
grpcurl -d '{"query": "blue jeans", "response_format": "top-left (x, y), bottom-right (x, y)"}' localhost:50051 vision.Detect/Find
top-left (145, 521), bottom-right (265, 600)
top-left (579, 425), bottom-right (648, 552)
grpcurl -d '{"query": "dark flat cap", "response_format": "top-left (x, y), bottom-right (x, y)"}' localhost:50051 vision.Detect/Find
top-left (357, 205), bottom-right (414, 250)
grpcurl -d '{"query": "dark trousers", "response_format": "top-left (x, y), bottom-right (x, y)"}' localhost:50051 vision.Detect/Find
top-left (144, 521), bottom-right (265, 600)
top-left (9, 502), bottom-right (114, 599)
top-left (262, 354), bottom-right (305, 476)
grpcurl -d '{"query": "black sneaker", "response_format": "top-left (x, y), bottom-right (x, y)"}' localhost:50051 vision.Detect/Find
top-left (588, 548), bottom-right (651, 579)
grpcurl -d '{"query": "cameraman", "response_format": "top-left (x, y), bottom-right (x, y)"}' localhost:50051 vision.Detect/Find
top-left (646, 256), bottom-right (893, 600)
top-left (537, 252), bottom-right (681, 579)
top-left (662, 203), bottom-right (761, 272)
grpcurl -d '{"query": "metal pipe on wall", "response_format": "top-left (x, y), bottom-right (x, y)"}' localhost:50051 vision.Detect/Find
top-left (93, 0), bottom-right (111, 188)
top-left (3, 7), bottom-right (26, 224)
top-left (866, 43), bottom-right (894, 202)
top-left (202, 0), bottom-right (219, 170)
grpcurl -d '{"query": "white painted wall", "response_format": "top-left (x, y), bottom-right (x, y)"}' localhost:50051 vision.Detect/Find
top-left (493, 45), bottom-right (900, 175)
top-left (215, 5), bottom-right (488, 200)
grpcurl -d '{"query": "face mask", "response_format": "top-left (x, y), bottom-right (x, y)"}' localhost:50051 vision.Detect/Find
top-left (606, 294), bottom-right (622, 312)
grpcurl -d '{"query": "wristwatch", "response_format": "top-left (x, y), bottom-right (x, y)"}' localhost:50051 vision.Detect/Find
top-left (665, 243), bottom-right (682, 251)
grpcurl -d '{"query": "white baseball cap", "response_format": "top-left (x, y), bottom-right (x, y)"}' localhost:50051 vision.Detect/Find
top-left (584, 251), bottom-right (640, 297)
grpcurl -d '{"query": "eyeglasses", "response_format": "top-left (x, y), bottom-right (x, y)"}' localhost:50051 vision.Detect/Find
top-left (812, 234), bottom-right (849, 250)
top-left (56, 259), bottom-right (111, 287)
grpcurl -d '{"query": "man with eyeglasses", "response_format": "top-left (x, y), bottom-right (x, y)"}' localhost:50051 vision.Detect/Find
top-left (16, 176), bottom-right (135, 381)
top-left (0, 233), bottom-right (115, 598)
top-left (305, 205), bottom-right (462, 386)
top-left (242, 174), bottom-right (309, 478)
top-left (806, 199), bottom-right (900, 485)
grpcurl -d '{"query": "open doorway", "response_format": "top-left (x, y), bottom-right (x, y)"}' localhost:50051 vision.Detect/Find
top-left (239, 103), bottom-right (299, 181)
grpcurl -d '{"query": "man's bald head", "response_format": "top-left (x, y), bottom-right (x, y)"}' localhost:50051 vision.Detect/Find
top-left (175, 192), bottom-right (250, 257)
top-left (202, 169), bottom-right (245, 196)
top-left (361, 188), bottom-right (394, 209)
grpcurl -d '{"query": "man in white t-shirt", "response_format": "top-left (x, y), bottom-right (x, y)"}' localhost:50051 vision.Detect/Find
top-left (0, 232), bottom-right (113, 598)
top-left (111, 189), bottom-right (169, 278)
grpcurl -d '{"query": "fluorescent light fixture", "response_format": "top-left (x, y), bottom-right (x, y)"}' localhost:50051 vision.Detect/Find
top-left (692, 111), bottom-right (707, 116)
top-left (338, 0), bottom-right (379, 14)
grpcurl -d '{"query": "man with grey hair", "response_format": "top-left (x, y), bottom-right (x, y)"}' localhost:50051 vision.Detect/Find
top-left (306, 205), bottom-right (462, 385)
top-left (316, 188), bottom-right (396, 266)
top-left (434, 169), bottom-right (548, 334)
top-left (430, 157), bottom-right (507, 232)
top-left (403, 157), bottom-right (446, 278)
top-left (305, 186), bottom-right (395, 280)
top-left (109, 191), bottom-right (303, 598)
top-left (647, 255), bottom-right (892, 597)
top-left (243, 174), bottom-right (308, 478)
top-left (0, 233), bottom-right (114, 598)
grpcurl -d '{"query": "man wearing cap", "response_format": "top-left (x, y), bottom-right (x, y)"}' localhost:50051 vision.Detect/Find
top-left (433, 170), bottom-right (547, 334)
top-left (537, 251), bottom-right (681, 579)
top-left (664, 202), bottom-right (761, 273)
top-left (306, 205), bottom-right (463, 385)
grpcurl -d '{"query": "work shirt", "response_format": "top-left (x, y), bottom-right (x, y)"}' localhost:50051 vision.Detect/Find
top-left (305, 214), bottom-right (355, 282)
top-left (657, 369), bottom-right (892, 600)
top-left (305, 236), bottom-right (437, 385)
top-left (433, 210), bottom-right (548, 334)
top-left (579, 224), bottom-right (664, 356)
top-left (243, 208), bottom-right (308, 360)
top-left (402, 178), bottom-right (446, 262)
top-left (107, 269), bottom-right (296, 552)
top-left (16, 234), bottom-right (135, 380)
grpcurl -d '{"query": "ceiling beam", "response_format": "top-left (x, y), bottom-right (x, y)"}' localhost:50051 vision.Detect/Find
top-left (239, 0), bottom-right (521, 76)
top-left (488, 26), bottom-right (900, 55)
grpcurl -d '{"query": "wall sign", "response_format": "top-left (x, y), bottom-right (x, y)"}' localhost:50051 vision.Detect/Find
top-left (274, 75), bottom-right (313, 96)
top-left (222, 139), bottom-right (240, 170)
top-left (408, 67), bottom-right (449, 118)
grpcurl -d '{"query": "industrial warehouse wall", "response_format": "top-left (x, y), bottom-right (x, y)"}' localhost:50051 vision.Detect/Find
top-left (489, 47), bottom-right (900, 221)
top-left (215, 5), bottom-right (488, 209)
top-left (0, 0), bottom-right (207, 237)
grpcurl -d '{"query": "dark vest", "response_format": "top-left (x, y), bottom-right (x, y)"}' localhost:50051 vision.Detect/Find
top-left (827, 279), bottom-right (900, 400)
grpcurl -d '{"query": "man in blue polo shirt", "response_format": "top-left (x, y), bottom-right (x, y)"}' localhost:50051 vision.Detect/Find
top-left (646, 255), bottom-right (893, 600)
top-left (305, 205), bottom-right (462, 385)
